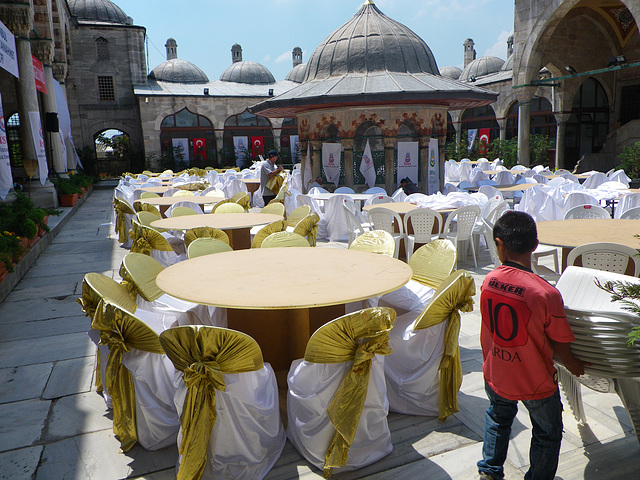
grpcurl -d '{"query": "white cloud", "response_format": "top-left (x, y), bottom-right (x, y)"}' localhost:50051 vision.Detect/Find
top-left (263, 54), bottom-right (272, 63)
top-left (483, 30), bottom-right (512, 60)
top-left (275, 51), bottom-right (291, 64)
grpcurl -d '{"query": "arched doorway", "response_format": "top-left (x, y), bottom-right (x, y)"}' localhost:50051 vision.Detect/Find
top-left (566, 77), bottom-right (609, 169)
top-left (353, 122), bottom-right (383, 186)
top-left (160, 108), bottom-right (216, 169)
top-left (223, 110), bottom-right (274, 168)
top-left (95, 129), bottom-right (130, 175)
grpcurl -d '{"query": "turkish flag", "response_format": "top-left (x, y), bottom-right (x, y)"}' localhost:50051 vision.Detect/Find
top-left (193, 138), bottom-right (206, 161)
top-left (251, 136), bottom-right (264, 158)
top-left (478, 128), bottom-right (490, 156)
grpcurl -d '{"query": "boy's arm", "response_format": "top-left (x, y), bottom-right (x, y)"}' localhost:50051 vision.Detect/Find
top-left (551, 340), bottom-right (588, 377)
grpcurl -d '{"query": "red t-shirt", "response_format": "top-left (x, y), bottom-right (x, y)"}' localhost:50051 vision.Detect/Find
top-left (480, 263), bottom-right (575, 400)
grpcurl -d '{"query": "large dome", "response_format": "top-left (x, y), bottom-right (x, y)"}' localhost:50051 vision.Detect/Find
top-left (220, 61), bottom-right (275, 84)
top-left (304, 1), bottom-right (439, 82)
top-left (68, 0), bottom-right (131, 25)
top-left (460, 56), bottom-right (505, 82)
top-left (440, 66), bottom-right (462, 80)
top-left (150, 59), bottom-right (209, 83)
top-left (285, 63), bottom-right (307, 83)
top-left (501, 55), bottom-right (513, 71)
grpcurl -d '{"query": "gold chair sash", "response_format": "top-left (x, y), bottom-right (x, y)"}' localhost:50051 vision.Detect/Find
top-left (260, 202), bottom-right (285, 217)
top-left (231, 192), bottom-right (250, 212)
top-left (131, 225), bottom-right (174, 256)
top-left (159, 326), bottom-right (264, 480)
top-left (408, 239), bottom-right (457, 290)
top-left (211, 199), bottom-right (232, 213)
top-left (133, 200), bottom-right (161, 217)
top-left (92, 302), bottom-right (164, 452)
top-left (349, 230), bottom-right (395, 257)
top-left (251, 219), bottom-right (286, 248)
top-left (414, 270), bottom-right (475, 421)
top-left (184, 227), bottom-right (229, 248)
top-left (214, 203), bottom-right (244, 214)
top-left (266, 173), bottom-right (285, 195)
top-left (286, 205), bottom-right (311, 227)
top-left (113, 198), bottom-right (135, 244)
top-left (304, 307), bottom-right (395, 477)
top-left (293, 213), bottom-right (320, 247)
top-left (119, 253), bottom-right (165, 302)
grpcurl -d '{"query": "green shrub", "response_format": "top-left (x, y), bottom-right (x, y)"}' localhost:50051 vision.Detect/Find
top-left (618, 141), bottom-right (640, 179)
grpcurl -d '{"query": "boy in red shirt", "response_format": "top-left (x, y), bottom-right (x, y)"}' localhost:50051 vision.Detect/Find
top-left (477, 211), bottom-right (586, 480)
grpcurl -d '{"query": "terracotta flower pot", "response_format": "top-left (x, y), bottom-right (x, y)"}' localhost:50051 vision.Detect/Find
top-left (38, 215), bottom-right (49, 237)
top-left (0, 264), bottom-right (8, 282)
top-left (59, 193), bottom-right (79, 207)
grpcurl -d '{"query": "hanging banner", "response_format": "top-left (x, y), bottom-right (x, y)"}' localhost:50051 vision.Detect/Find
top-left (290, 134), bottom-right (300, 162)
top-left (54, 80), bottom-right (71, 172)
top-left (359, 139), bottom-right (376, 188)
top-left (233, 136), bottom-right (248, 168)
top-left (193, 138), bottom-right (206, 161)
top-left (250, 136), bottom-right (264, 159)
top-left (428, 138), bottom-right (440, 195)
top-left (478, 128), bottom-right (490, 156)
top-left (171, 138), bottom-right (189, 163)
top-left (467, 129), bottom-right (477, 152)
top-left (28, 111), bottom-right (48, 185)
top-left (397, 141), bottom-right (419, 188)
top-left (0, 20), bottom-right (19, 78)
top-left (322, 142), bottom-right (341, 187)
top-left (32, 56), bottom-right (47, 94)
top-left (0, 93), bottom-right (12, 199)
top-left (303, 142), bottom-right (312, 193)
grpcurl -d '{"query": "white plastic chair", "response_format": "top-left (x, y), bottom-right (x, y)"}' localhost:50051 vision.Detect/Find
top-left (615, 193), bottom-right (640, 219)
top-left (335, 186), bottom-right (355, 194)
top-left (562, 192), bottom-right (599, 216)
top-left (440, 205), bottom-right (481, 267)
top-left (563, 204), bottom-right (611, 220)
top-left (404, 208), bottom-right (443, 260)
top-left (343, 201), bottom-right (369, 246)
top-left (367, 194), bottom-right (394, 206)
top-left (367, 207), bottom-right (405, 259)
top-left (620, 206), bottom-right (640, 219)
top-left (492, 170), bottom-right (516, 185)
top-left (581, 172), bottom-right (608, 189)
top-left (365, 186), bottom-right (387, 194)
top-left (391, 187), bottom-right (407, 202)
top-left (478, 185), bottom-right (502, 200)
top-left (566, 242), bottom-right (640, 276)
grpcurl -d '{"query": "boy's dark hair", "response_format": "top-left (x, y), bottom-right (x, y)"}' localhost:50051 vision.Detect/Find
top-left (493, 211), bottom-right (538, 254)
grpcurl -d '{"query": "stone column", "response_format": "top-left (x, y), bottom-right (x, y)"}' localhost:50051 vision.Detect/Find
top-left (311, 140), bottom-right (322, 182)
top-left (418, 136), bottom-right (430, 191)
top-left (384, 138), bottom-right (395, 194)
top-left (342, 138), bottom-right (354, 188)
top-left (497, 118), bottom-right (507, 142)
top-left (455, 120), bottom-right (462, 145)
top-left (516, 87), bottom-right (536, 166)
top-left (33, 40), bottom-right (65, 174)
top-left (554, 113), bottom-right (570, 171)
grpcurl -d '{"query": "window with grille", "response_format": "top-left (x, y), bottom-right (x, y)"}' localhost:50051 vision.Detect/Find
top-left (98, 76), bottom-right (115, 101)
top-left (96, 37), bottom-right (109, 60)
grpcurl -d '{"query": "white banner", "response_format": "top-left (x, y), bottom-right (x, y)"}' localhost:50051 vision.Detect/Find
top-left (428, 138), bottom-right (440, 195)
top-left (359, 139), bottom-right (376, 188)
top-left (0, 20), bottom-right (19, 78)
top-left (172, 138), bottom-right (189, 163)
top-left (303, 142), bottom-right (312, 193)
top-left (233, 136), bottom-right (248, 168)
top-left (28, 111), bottom-right (48, 185)
top-left (397, 141), bottom-right (419, 187)
top-left (0, 93), bottom-right (12, 199)
top-left (467, 129), bottom-right (477, 152)
top-left (54, 80), bottom-right (70, 172)
top-left (290, 135), bottom-right (300, 162)
top-left (322, 142), bottom-right (341, 187)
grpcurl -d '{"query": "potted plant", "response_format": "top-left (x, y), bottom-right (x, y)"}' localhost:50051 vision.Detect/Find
top-left (0, 231), bottom-right (25, 278)
top-left (53, 178), bottom-right (82, 206)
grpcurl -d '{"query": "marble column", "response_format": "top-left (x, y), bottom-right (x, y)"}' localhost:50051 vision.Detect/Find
top-left (311, 140), bottom-right (322, 182)
top-left (342, 139), bottom-right (354, 188)
top-left (498, 118), bottom-right (507, 142)
top-left (516, 87), bottom-right (536, 167)
top-left (15, 41), bottom-right (39, 167)
top-left (455, 121), bottom-right (462, 145)
top-left (384, 138), bottom-right (395, 194)
top-left (418, 136), bottom-right (430, 192)
top-left (554, 113), bottom-right (570, 171)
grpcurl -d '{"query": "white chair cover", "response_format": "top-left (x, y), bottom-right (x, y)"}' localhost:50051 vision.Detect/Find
top-left (609, 169), bottom-right (631, 187)
top-left (470, 168), bottom-right (489, 185)
top-left (391, 187), bottom-right (407, 202)
top-left (615, 193), bottom-right (640, 218)
top-left (290, 170), bottom-right (303, 192)
top-left (364, 187), bottom-right (387, 194)
top-left (478, 185), bottom-right (502, 200)
top-left (581, 172), bottom-right (608, 189)
top-left (166, 201), bottom-right (203, 217)
top-left (322, 194), bottom-right (353, 242)
top-left (562, 191), bottom-right (599, 216)
top-left (445, 160), bottom-right (459, 182)
top-left (404, 192), bottom-right (428, 204)
top-left (492, 170), bottom-right (515, 185)
top-left (457, 162), bottom-right (472, 182)
top-left (223, 176), bottom-right (248, 198)
top-left (285, 188), bottom-right (301, 216)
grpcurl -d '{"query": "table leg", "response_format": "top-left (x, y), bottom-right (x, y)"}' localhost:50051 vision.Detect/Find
top-left (227, 227), bottom-right (251, 250)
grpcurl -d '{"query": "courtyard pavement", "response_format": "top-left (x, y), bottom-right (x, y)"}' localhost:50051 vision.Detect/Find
top-left (0, 186), bottom-right (638, 479)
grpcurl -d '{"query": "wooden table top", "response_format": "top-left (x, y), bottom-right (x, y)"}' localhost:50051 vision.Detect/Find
top-left (363, 202), bottom-right (417, 214)
top-left (137, 186), bottom-right (173, 193)
top-left (308, 192), bottom-right (376, 201)
top-left (140, 195), bottom-right (224, 207)
top-left (151, 212), bottom-right (283, 231)
top-left (536, 219), bottom-right (640, 249)
top-left (156, 247), bottom-right (412, 309)
top-left (495, 183), bottom-right (540, 192)
top-left (242, 178), bottom-right (260, 184)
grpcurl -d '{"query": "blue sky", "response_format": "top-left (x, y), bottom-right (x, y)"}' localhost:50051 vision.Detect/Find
top-left (114, 0), bottom-right (514, 82)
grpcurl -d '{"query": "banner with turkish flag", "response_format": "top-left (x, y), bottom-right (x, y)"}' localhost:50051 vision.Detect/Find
top-left (192, 138), bottom-right (206, 161)
top-left (32, 55), bottom-right (47, 94)
top-left (250, 136), bottom-right (264, 158)
top-left (478, 128), bottom-right (490, 156)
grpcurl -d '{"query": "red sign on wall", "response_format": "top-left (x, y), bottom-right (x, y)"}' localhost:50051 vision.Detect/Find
top-left (32, 55), bottom-right (47, 94)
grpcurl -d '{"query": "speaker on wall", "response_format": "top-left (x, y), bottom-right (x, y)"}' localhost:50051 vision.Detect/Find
top-left (45, 112), bottom-right (59, 133)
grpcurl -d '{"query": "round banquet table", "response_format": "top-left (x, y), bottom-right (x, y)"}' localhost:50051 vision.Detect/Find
top-left (242, 178), bottom-right (260, 196)
top-left (141, 194), bottom-right (225, 216)
top-left (151, 212), bottom-right (283, 250)
top-left (362, 202), bottom-right (417, 214)
top-left (536, 219), bottom-right (640, 271)
top-left (156, 247), bottom-right (412, 370)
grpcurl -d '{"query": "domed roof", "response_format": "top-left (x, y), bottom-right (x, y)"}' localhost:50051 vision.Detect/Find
top-left (68, 0), bottom-right (131, 25)
top-left (304, 1), bottom-right (439, 82)
top-left (220, 61), bottom-right (275, 84)
top-left (150, 59), bottom-right (209, 84)
top-left (440, 66), bottom-right (462, 80)
top-left (285, 63), bottom-right (307, 83)
top-left (501, 54), bottom-right (513, 71)
top-left (460, 56), bottom-right (505, 82)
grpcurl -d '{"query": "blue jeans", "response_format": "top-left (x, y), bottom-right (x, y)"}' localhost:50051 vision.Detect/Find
top-left (477, 382), bottom-right (563, 480)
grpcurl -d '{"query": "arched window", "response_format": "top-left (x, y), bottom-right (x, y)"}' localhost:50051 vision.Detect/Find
top-left (460, 105), bottom-right (500, 144)
top-left (96, 37), bottom-right (109, 61)
top-left (222, 110), bottom-right (274, 167)
top-left (6, 113), bottom-right (22, 167)
top-left (280, 118), bottom-right (299, 163)
top-left (160, 108), bottom-right (216, 167)
top-left (530, 97), bottom-right (556, 137)
top-left (353, 121), bottom-right (383, 186)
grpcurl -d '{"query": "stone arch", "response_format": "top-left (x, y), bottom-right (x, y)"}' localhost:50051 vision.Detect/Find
top-left (94, 128), bottom-right (130, 175)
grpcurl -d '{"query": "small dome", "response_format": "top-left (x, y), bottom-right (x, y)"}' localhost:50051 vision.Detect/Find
top-left (440, 66), bottom-right (462, 80)
top-left (501, 54), bottom-right (513, 71)
top-left (68, 0), bottom-right (131, 24)
top-left (305, 2), bottom-right (439, 82)
top-left (459, 56), bottom-right (505, 82)
top-left (150, 59), bottom-right (209, 83)
top-left (285, 63), bottom-right (307, 83)
top-left (220, 61), bottom-right (275, 84)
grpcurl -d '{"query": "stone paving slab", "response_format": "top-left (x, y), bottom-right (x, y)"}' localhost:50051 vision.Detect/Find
top-left (0, 363), bottom-right (52, 404)
top-left (3, 281), bottom-right (80, 303)
top-left (0, 446), bottom-right (43, 480)
top-left (44, 392), bottom-right (113, 441)
top-left (0, 398), bottom-right (51, 452)
top-left (0, 315), bottom-right (88, 343)
top-left (0, 296), bottom-right (81, 324)
top-left (43, 356), bottom-right (95, 400)
top-left (0, 332), bottom-right (93, 368)
top-left (13, 271), bottom-right (84, 290)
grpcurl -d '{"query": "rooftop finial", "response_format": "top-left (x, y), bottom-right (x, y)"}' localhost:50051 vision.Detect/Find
top-left (365, 0), bottom-right (375, 4)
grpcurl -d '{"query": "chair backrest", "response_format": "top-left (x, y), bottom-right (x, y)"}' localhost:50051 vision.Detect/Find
top-left (184, 227), bottom-right (229, 247)
top-left (485, 200), bottom-right (510, 225)
top-left (581, 172), bottom-right (608, 189)
top-left (334, 186), bottom-right (354, 194)
top-left (563, 204), bottom-right (611, 220)
top-left (79, 272), bottom-right (138, 316)
top-left (261, 231), bottom-right (310, 248)
top-left (349, 230), bottom-right (396, 257)
top-left (369, 194), bottom-right (394, 205)
top-left (403, 208), bottom-right (443, 243)
top-left (567, 242), bottom-right (640, 276)
top-left (187, 237), bottom-right (234, 258)
top-left (172, 190), bottom-right (195, 197)
top-left (215, 202), bottom-right (245, 214)
top-left (493, 170), bottom-right (515, 185)
top-left (364, 187), bottom-right (387, 195)
top-left (482, 219), bottom-right (501, 269)
top-left (162, 188), bottom-right (179, 197)
top-left (408, 239), bottom-right (457, 289)
top-left (119, 252), bottom-right (165, 302)
top-left (296, 194), bottom-right (323, 216)
top-left (292, 213), bottom-right (320, 246)
top-left (366, 207), bottom-right (404, 236)
top-left (251, 220), bottom-right (286, 248)
top-left (562, 191), bottom-right (598, 214)
top-left (136, 210), bottom-right (161, 227)
top-left (260, 202), bottom-right (285, 216)
top-left (442, 205), bottom-right (481, 240)
top-left (131, 225), bottom-right (173, 254)
top-left (478, 185), bottom-right (502, 200)
top-left (308, 186), bottom-right (329, 194)
top-left (167, 201), bottom-right (203, 216)
top-left (615, 193), bottom-right (640, 218)
top-left (231, 192), bottom-right (250, 211)
top-left (620, 206), bottom-right (640, 220)
top-left (170, 206), bottom-right (199, 217)
top-left (133, 200), bottom-right (161, 217)
top-left (204, 189), bottom-right (225, 198)
top-left (286, 205), bottom-right (311, 227)
top-left (342, 202), bottom-right (365, 246)
top-left (140, 191), bottom-right (160, 199)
